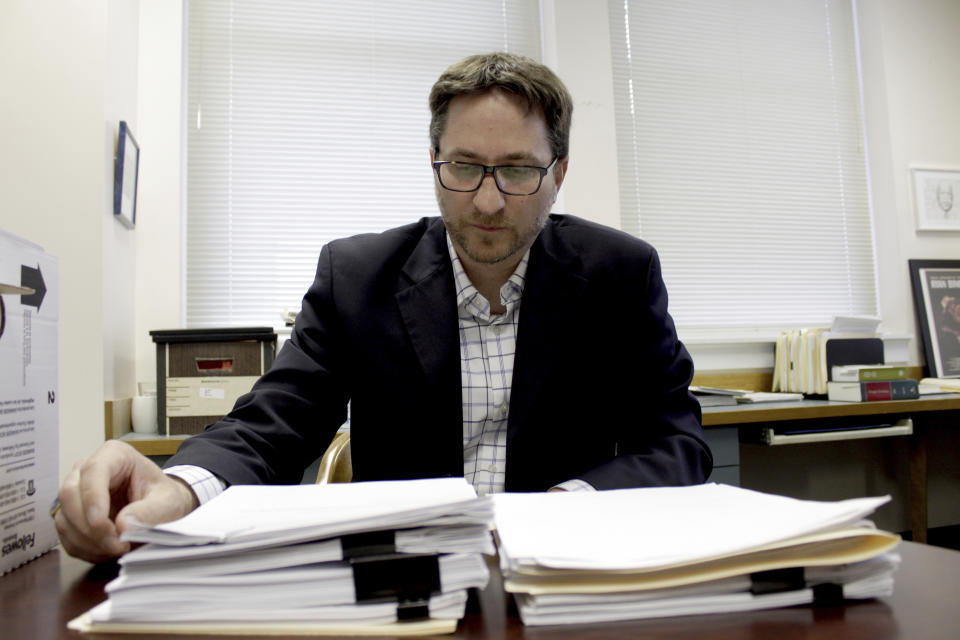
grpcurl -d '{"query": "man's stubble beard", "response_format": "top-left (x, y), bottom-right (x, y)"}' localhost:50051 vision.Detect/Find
top-left (438, 188), bottom-right (551, 266)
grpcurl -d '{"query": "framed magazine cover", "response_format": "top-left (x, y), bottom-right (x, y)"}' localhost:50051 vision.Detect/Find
top-left (909, 259), bottom-right (960, 378)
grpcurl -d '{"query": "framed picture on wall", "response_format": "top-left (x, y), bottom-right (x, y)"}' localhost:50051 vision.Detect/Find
top-left (113, 120), bottom-right (140, 229)
top-left (911, 166), bottom-right (960, 231)
top-left (909, 259), bottom-right (960, 378)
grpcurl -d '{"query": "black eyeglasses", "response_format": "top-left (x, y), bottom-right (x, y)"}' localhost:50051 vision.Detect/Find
top-left (432, 157), bottom-right (558, 196)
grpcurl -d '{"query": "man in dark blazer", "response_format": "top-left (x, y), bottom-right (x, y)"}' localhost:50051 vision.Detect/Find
top-left (165, 214), bottom-right (710, 492)
top-left (53, 52), bottom-right (711, 563)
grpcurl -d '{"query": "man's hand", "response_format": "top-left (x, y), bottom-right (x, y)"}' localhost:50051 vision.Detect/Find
top-left (53, 440), bottom-right (199, 563)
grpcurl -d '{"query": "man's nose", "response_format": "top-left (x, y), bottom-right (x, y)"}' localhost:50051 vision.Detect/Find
top-left (473, 174), bottom-right (505, 215)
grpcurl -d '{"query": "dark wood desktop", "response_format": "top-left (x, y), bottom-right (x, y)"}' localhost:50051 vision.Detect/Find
top-left (4, 541), bottom-right (959, 640)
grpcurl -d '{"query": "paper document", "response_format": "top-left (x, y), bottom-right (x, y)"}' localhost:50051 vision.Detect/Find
top-left (736, 392), bottom-right (805, 403)
top-left (494, 484), bottom-right (890, 571)
top-left (123, 477), bottom-right (492, 547)
top-left (493, 484), bottom-right (899, 626)
top-left (513, 553), bottom-right (898, 625)
top-left (77, 477), bottom-right (494, 635)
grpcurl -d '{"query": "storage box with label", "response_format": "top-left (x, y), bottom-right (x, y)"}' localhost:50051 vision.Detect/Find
top-left (150, 328), bottom-right (276, 436)
top-left (0, 230), bottom-right (58, 575)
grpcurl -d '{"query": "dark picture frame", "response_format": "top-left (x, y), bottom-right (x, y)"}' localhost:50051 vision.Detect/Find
top-left (909, 259), bottom-right (960, 378)
top-left (113, 120), bottom-right (140, 228)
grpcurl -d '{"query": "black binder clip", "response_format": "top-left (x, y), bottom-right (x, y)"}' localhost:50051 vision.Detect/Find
top-left (396, 598), bottom-right (431, 621)
top-left (749, 567), bottom-right (806, 595)
top-left (351, 553), bottom-right (441, 603)
top-left (341, 530), bottom-right (397, 559)
top-left (812, 582), bottom-right (845, 604)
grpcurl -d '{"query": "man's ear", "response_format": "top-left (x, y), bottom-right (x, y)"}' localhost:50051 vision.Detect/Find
top-left (553, 156), bottom-right (569, 191)
top-left (429, 148), bottom-right (436, 163)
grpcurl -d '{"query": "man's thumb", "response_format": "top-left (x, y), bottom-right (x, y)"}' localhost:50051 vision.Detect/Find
top-left (114, 479), bottom-right (196, 536)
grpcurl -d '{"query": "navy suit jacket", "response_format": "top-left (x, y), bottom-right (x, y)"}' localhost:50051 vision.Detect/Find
top-left (168, 215), bottom-right (712, 491)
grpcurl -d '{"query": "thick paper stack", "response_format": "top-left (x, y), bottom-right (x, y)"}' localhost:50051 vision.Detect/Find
top-left (494, 484), bottom-right (899, 626)
top-left (69, 478), bottom-right (494, 636)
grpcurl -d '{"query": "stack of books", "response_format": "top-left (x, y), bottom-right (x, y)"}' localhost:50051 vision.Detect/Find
top-left (690, 386), bottom-right (744, 407)
top-left (493, 484), bottom-right (899, 626)
top-left (69, 478), bottom-right (494, 636)
top-left (691, 386), bottom-right (805, 406)
top-left (919, 377), bottom-right (960, 394)
top-left (827, 365), bottom-right (919, 402)
top-left (771, 316), bottom-right (907, 397)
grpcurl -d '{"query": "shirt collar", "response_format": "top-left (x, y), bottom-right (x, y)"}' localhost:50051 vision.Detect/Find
top-left (446, 231), bottom-right (529, 319)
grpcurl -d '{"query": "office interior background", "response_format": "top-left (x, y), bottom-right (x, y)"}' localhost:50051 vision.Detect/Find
top-left (1, 0), bottom-right (958, 510)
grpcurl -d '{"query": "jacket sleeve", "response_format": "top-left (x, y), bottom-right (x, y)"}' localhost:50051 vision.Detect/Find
top-left (165, 245), bottom-right (348, 486)
top-left (575, 248), bottom-right (712, 490)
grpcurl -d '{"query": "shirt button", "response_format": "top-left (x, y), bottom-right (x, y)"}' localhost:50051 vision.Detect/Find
top-left (492, 324), bottom-right (504, 335)
top-left (487, 464), bottom-right (498, 473)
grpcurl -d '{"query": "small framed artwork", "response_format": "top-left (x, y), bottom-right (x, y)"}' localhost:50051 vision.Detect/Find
top-left (911, 166), bottom-right (960, 231)
top-left (909, 259), bottom-right (960, 378)
top-left (113, 120), bottom-right (140, 228)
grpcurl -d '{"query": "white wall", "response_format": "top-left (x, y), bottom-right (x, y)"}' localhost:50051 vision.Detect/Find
top-left (134, 0), bottom-right (185, 386)
top-left (859, 0), bottom-right (960, 366)
top-left (0, 0), bottom-right (140, 480)
top-left (104, 0), bottom-right (140, 409)
top-left (551, 0), bottom-right (621, 231)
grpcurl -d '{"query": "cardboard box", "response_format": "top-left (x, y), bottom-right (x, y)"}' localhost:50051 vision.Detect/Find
top-left (150, 328), bottom-right (276, 436)
top-left (0, 230), bottom-right (58, 575)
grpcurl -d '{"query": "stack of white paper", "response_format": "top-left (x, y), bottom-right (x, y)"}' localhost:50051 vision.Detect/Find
top-left (494, 484), bottom-right (900, 626)
top-left (70, 478), bottom-right (494, 636)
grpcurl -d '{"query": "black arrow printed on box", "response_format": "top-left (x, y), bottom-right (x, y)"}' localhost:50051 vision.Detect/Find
top-left (20, 264), bottom-right (46, 312)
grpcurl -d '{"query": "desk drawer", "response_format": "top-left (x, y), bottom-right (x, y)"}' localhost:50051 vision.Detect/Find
top-left (703, 426), bottom-right (739, 466)
top-left (704, 426), bottom-right (740, 487)
top-left (709, 466), bottom-right (740, 486)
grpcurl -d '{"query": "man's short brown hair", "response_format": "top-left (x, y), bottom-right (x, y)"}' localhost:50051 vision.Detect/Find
top-left (429, 52), bottom-right (573, 160)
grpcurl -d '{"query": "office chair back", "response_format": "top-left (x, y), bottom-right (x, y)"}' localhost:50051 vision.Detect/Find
top-left (315, 431), bottom-right (352, 483)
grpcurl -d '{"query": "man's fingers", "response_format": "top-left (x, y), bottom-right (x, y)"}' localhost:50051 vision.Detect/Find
top-left (53, 501), bottom-right (129, 563)
top-left (56, 463), bottom-right (119, 548)
top-left (115, 475), bottom-right (199, 535)
top-left (54, 440), bottom-right (200, 563)
top-left (54, 440), bottom-right (159, 563)
top-left (76, 441), bottom-right (139, 529)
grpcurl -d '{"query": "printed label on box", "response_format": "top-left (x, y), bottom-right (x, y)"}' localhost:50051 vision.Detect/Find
top-left (0, 230), bottom-right (58, 575)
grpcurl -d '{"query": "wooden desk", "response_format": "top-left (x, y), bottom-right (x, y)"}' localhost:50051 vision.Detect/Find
top-left (115, 395), bottom-right (960, 451)
top-left (702, 395), bottom-right (960, 544)
top-left (701, 394), bottom-right (960, 426)
top-left (4, 542), bottom-right (959, 639)
top-left (116, 432), bottom-right (188, 457)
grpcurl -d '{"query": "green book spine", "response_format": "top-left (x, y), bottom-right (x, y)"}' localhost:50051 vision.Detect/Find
top-left (858, 366), bottom-right (908, 381)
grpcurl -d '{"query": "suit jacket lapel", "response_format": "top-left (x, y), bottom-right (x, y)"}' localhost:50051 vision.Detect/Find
top-left (395, 219), bottom-right (460, 388)
top-left (508, 223), bottom-right (589, 449)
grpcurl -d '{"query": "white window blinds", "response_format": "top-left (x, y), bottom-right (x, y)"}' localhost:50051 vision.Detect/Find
top-left (186, 0), bottom-right (542, 327)
top-left (608, 0), bottom-right (878, 329)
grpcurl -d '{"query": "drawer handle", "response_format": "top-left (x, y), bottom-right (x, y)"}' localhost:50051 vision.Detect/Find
top-left (195, 357), bottom-right (234, 373)
top-left (761, 418), bottom-right (913, 445)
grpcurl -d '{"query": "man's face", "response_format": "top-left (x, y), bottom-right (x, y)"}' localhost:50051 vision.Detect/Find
top-left (936, 182), bottom-right (954, 213)
top-left (432, 90), bottom-right (566, 269)
top-left (949, 300), bottom-right (960, 323)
